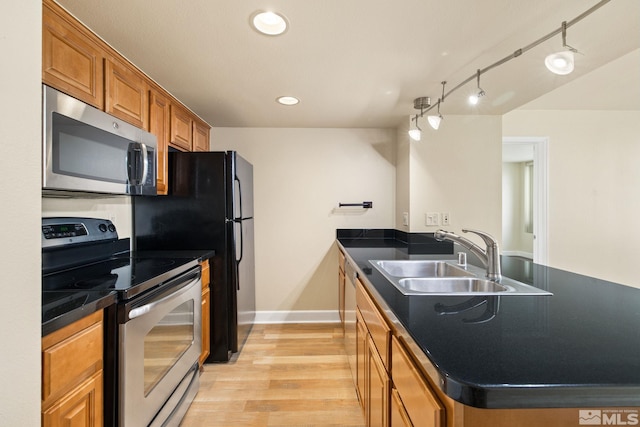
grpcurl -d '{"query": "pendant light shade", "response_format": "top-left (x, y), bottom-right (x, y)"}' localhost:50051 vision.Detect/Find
top-left (408, 129), bottom-right (422, 141)
top-left (427, 114), bottom-right (442, 130)
top-left (545, 50), bottom-right (575, 75)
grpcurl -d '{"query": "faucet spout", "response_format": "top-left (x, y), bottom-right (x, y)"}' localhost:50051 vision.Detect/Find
top-left (434, 228), bottom-right (502, 282)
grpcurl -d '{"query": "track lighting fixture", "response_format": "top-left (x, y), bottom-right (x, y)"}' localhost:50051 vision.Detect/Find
top-left (468, 70), bottom-right (485, 105)
top-left (545, 21), bottom-right (578, 75)
top-left (407, 1), bottom-right (610, 123)
top-left (427, 82), bottom-right (446, 130)
top-left (408, 97), bottom-right (430, 141)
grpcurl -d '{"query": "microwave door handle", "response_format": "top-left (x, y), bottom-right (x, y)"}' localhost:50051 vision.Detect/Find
top-left (139, 142), bottom-right (148, 185)
top-left (127, 143), bottom-right (140, 185)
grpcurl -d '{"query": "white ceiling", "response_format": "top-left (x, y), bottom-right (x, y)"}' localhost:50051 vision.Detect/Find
top-left (56, 0), bottom-right (639, 128)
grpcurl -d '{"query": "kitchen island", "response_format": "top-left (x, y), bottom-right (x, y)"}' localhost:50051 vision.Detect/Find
top-left (338, 229), bottom-right (640, 426)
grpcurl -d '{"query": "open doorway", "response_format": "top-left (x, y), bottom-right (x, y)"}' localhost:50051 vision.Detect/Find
top-left (502, 137), bottom-right (548, 265)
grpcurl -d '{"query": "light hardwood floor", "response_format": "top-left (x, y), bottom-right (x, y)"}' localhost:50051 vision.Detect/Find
top-left (181, 323), bottom-right (365, 427)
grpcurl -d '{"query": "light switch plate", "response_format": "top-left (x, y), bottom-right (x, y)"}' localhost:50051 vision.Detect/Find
top-left (425, 212), bottom-right (439, 226)
top-left (402, 212), bottom-right (409, 226)
top-left (442, 212), bottom-right (450, 226)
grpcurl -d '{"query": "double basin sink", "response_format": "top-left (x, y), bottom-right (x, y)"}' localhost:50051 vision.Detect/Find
top-left (369, 259), bottom-right (552, 296)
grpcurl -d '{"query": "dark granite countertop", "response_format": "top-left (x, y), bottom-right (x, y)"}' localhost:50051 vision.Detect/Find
top-left (338, 230), bottom-right (640, 409)
top-left (42, 249), bottom-right (215, 336)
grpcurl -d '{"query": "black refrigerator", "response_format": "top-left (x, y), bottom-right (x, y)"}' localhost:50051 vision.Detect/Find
top-left (132, 151), bottom-right (256, 362)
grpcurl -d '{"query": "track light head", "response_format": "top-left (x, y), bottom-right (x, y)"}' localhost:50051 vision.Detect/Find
top-left (545, 21), bottom-right (578, 75)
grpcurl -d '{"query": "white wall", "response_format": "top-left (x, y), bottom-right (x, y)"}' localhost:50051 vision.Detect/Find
top-left (0, 1), bottom-right (42, 425)
top-left (407, 115), bottom-right (503, 243)
top-left (503, 110), bottom-right (640, 288)
top-left (395, 118), bottom-right (411, 232)
top-left (211, 128), bottom-right (396, 318)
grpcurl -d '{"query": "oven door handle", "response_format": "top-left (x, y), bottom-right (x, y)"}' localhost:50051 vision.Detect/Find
top-left (129, 274), bottom-right (199, 320)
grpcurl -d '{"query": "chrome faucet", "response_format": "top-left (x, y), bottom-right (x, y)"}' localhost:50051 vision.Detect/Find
top-left (434, 229), bottom-right (502, 282)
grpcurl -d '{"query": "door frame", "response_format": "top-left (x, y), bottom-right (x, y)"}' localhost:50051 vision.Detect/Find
top-left (502, 137), bottom-right (549, 265)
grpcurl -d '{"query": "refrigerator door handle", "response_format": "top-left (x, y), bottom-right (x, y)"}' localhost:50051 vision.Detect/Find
top-left (234, 174), bottom-right (243, 221)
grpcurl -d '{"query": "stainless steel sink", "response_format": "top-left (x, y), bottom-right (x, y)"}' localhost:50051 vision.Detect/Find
top-left (368, 259), bottom-right (553, 296)
top-left (371, 260), bottom-right (473, 278)
top-left (398, 277), bottom-right (509, 294)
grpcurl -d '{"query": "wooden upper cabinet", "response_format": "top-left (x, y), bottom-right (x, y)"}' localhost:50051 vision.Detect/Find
top-left (149, 89), bottom-right (170, 194)
top-left (170, 103), bottom-right (193, 151)
top-left (105, 58), bottom-right (149, 130)
top-left (193, 119), bottom-right (210, 152)
top-left (42, 0), bottom-right (105, 108)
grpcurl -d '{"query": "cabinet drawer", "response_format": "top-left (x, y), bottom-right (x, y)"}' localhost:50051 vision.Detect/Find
top-left (339, 249), bottom-right (345, 272)
top-left (391, 336), bottom-right (443, 427)
top-left (42, 311), bottom-right (103, 403)
top-left (356, 279), bottom-right (390, 368)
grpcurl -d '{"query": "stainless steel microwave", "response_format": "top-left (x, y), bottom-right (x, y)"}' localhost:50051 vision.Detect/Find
top-left (42, 84), bottom-right (157, 195)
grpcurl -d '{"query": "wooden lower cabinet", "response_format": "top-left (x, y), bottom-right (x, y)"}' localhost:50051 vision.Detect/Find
top-left (42, 310), bottom-right (104, 427)
top-left (356, 277), bottom-right (391, 427)
top-left (356, 310), bottom-right (367, 408)
top-left (42, 371), bottom-right (103, 427)
top-left (199, 260), bottom-right (211, 366)
top-left (391, 336), bottom-right (444, 427)
top-left (368, 335), bottom-right (391, 427)
top-left (391, 388), bottom-right (413, 427)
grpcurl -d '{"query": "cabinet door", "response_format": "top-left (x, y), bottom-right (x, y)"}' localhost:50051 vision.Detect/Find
top-left (170, 103), bottom-right (193, 151)
top-left (199, 260), bottom-right (211, 366)
top-left (356, 310), bottom-right (368, 411)
top-left (339, 268), bottom-right (346, 327)
top-left (43, 0), bottom-right (104, 108)
top-left (391, 388), bottom-right (413, 427)
top-left (368, 336), bottom-right (390, 427)
top-left (149, 89), bottom-right (170, 195)
top-left (42, 371), bottom-right (103, 427)
top-left (193, 119), bottom-right (210, 152)
top-left (105, 58), bottom-right (149, 129)
top-left (200, 287), bottom-right (211, 366)
top-left (391, 337), bottom-right (443, 427)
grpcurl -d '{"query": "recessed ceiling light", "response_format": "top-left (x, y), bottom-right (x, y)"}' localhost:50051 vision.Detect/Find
top-left (276, 96), bottom-right (299, 106)
top-left (251, 11), bottom-right (288, 36)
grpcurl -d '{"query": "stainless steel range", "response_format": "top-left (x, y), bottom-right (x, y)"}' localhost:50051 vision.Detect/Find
top-left (42, 217), bottom-right (202, 426)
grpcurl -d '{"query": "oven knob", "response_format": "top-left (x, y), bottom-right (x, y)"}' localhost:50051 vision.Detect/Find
top-left (98, 223), bottom-right (108, 232)
top-left (108, 224), bottom-right (116, 232)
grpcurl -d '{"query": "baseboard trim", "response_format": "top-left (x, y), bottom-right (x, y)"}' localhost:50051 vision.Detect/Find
top-left (254, 310), bottom-right (340, 324)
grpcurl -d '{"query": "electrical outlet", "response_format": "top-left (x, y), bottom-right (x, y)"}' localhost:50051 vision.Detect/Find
top-left (425, 212), bottom-right (439, 226)
top-left (402, 212), bottom-right (409, 226)
top-left (442, 212), bottom-right (450, 226)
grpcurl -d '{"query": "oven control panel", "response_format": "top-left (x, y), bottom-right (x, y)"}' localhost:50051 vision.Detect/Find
top-left (42, 217), bottom-right (118, 249)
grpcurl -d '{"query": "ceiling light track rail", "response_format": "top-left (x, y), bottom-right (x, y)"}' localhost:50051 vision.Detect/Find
top-left (417, 0), bottom-right (611, 119)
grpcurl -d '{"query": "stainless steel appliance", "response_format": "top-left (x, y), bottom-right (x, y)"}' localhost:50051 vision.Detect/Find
top-left (42, 84), bottom-right (157, 195)
top-left (133, 151), bottom-right (256, 362)
top-left (42, 217), bottom-right (202, 426)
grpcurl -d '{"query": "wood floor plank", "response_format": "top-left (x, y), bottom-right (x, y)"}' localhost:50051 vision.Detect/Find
top-left (180, 323), bottom-right (364, 427)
